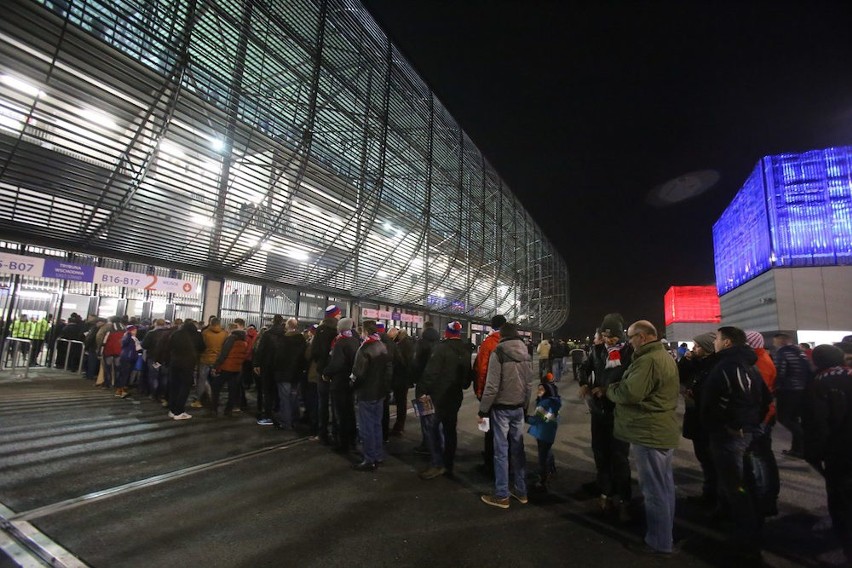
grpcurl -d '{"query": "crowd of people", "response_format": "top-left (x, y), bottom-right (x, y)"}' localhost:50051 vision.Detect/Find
top-left (6, 305), bottom-right (852, 565)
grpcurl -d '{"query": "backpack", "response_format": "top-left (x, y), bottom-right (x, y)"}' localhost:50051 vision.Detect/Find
top-left (103, 329), bottom-right (123, 357)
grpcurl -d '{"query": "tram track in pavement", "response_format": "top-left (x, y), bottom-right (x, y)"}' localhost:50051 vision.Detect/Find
top-left (0, 370), bottom-right (321, 567)
top-left (0, 429), bottom-right (313, 567)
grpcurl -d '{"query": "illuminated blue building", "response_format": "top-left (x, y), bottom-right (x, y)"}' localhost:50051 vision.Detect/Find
top-left (713, 146), bottom-right (852, 342)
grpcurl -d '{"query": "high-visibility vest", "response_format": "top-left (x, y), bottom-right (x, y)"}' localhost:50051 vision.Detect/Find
top-left (10, 320), bottom-right (32, 339)
top-left (29, 319), bottom-right (51, 340)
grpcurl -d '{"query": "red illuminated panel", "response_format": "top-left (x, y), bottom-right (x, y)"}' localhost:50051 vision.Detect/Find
top-left (664, 286), bottom-right (721, 325)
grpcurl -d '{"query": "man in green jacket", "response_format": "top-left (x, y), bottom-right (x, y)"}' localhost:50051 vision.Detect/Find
top-left (605, 320), bottom-right (680, 556)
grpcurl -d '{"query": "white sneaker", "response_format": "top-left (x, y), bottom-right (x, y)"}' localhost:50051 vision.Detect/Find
top-left (173, 412), bottom-right (192, 420)
top-left (168, 411), bottom-right (175, 418)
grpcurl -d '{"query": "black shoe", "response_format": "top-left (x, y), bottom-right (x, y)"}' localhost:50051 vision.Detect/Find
top-left (626, 542), bottom-right (675, 556)
top-left (353, 461), bottom-right (377, 472)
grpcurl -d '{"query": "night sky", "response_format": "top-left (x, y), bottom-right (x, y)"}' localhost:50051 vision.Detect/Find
top-left (361, 0), bottom-right (852, 337)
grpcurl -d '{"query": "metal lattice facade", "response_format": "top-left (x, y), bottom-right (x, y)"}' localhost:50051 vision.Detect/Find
top-left (0, 0), bottom-right (569, 331)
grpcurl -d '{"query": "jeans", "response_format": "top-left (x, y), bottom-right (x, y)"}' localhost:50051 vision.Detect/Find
top-left (102, 355), bottom-right (119, 388)
top-left (631, 444), bottom-right (676, 553)
top-left (551, 358), bottom-right (564, 381)
top-left (425, 406), bottom-right (459, 471)
top-left (196, 364), bottom-right (212, 402)
top-left (710, 431), bottom-right (761, 551)
top-left (491, 407), bottom-right (527, 499)
top-left (357, 397), bottom-right (384, 464)
top-left (275, 381), bottom-right (298, 428)
top-left (211, 371), bottom-right (241, 414)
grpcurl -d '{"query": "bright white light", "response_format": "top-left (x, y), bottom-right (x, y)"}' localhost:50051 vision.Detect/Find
top-left (432, 291), bottom-right (445, 298)
top-left (260, 242), bottom-right (273, 251)
top-left (17, 290), bottom-right (53, 300)
top-left (395, 229), bottom-right (404, 239)
top-left (410, 258), bottom-right (423, 267)
top-left (190, 213), bottom-right (209, 225)
top-left (202, 160), bottom-right (221, 174)
top-left (158, 139), bottom-right (185, 158)
top-left (284, 249), bottom-right (310, 261)
top-left (1, 74), bottom-right (44, 98)
top-left (377, 270), bottom-right (388, 278)
top-left (210, 137), bottom-right (226, 152)
top-left (247, 193), bottom-right (264, 205)
top-left (244, 238), bottom-right (259, 247)
top-left (78, 108), bottom-right (117, 130)
top-left (0, 114), bottom-right (23, 131)
top-left (383, 221), bottom-right (393, 231)
top-left (798, 330), bottom-right (852, 346)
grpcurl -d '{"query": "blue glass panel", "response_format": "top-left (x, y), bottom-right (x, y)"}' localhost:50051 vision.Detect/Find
top-left (713, 164), bottom-right (772, 295)
top-left (714, 146), bottom-right (852, 295)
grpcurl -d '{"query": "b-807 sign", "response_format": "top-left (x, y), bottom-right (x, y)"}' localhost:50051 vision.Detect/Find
top-left (0, 253), bottom-right (45, 277)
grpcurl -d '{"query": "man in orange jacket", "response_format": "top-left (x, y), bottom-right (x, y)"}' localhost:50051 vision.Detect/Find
top-left (474, 315), bottom-right (507, 477)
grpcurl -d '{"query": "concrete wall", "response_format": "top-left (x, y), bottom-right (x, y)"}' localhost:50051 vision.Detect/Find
top-left (720, 266), bottom-right (852, 332)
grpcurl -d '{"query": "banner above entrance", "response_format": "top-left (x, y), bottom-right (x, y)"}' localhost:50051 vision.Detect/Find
top-left (0, 252), bottom-right (197, 294)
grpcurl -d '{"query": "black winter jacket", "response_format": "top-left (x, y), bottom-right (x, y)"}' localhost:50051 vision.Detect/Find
top-left (419, 338), bottom-right (472, 412)
top-left (803, 365), bottom-right (852, 471)
top-left (351, 339), bottom-right (392, 401)
top-left (324, 335), bottom-right (360, 390)
top-left (700, 345), bottom-right (771, 434)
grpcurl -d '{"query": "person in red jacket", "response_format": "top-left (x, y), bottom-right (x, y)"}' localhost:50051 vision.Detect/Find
top-left (474, 315), bottom-right (506, 477)
top-left (211, 323), bottom-right (248, 416)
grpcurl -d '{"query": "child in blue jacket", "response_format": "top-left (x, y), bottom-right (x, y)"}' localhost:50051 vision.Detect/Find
top-left (528, 376), bottom-right (561, 490)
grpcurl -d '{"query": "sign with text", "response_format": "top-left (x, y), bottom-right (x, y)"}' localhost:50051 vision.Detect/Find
top-left (0, 253), bottom-right (45, 277)
top-left (93, 267), bottom-right (197, 294)
top-left (361, 308), bottom-right (422, 326)
top-left (43, 259), bottom-right (95, 282)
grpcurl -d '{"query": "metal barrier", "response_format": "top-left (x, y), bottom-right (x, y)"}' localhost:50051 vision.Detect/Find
top-left (1, 337), bottom-right (33, 378)
top-left (53, 339), bottom-right (86, 374)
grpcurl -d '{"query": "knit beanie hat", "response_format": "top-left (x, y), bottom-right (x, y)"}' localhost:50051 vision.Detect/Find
top-left (337, 318), bottom-right (354, 333)
top-left (745, 330), bottom-right (764, 349)
top-left (813, 344), bottom-right (844, 370)
top-left (445, 321), bottom-right (462, 338)
top-left (692, 332), bottom-right (716, 353)
top-left (540, 379), bottom-right (559, 399)
top-left (599, 313), bottom-right (625, 340)
top-left (324, 305), bottom-right (341, 318)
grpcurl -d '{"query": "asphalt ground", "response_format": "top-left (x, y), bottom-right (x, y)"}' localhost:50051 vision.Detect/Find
top-left (0, 364), bottom-right (843, 568)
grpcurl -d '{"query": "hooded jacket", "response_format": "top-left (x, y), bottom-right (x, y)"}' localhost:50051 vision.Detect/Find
top-left (700, 344), bottom-right (771, 435)
top-left (200, 323), bottom-right (228, 366)
top-left (478, 336), bottom-right (533, 416)
top-left (213, 329), bottom-right (248, 373)
top-left (804, 365), bottom-right (852, 470)
top-left (166, 322), bottom-right (204, 370)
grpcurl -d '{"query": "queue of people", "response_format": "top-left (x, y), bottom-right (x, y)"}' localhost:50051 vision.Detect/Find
top-left (22, 305), bottom-right (852, 565)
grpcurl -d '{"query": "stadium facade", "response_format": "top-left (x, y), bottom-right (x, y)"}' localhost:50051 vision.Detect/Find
top-left (0, 0), bottom-right (569, 336)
